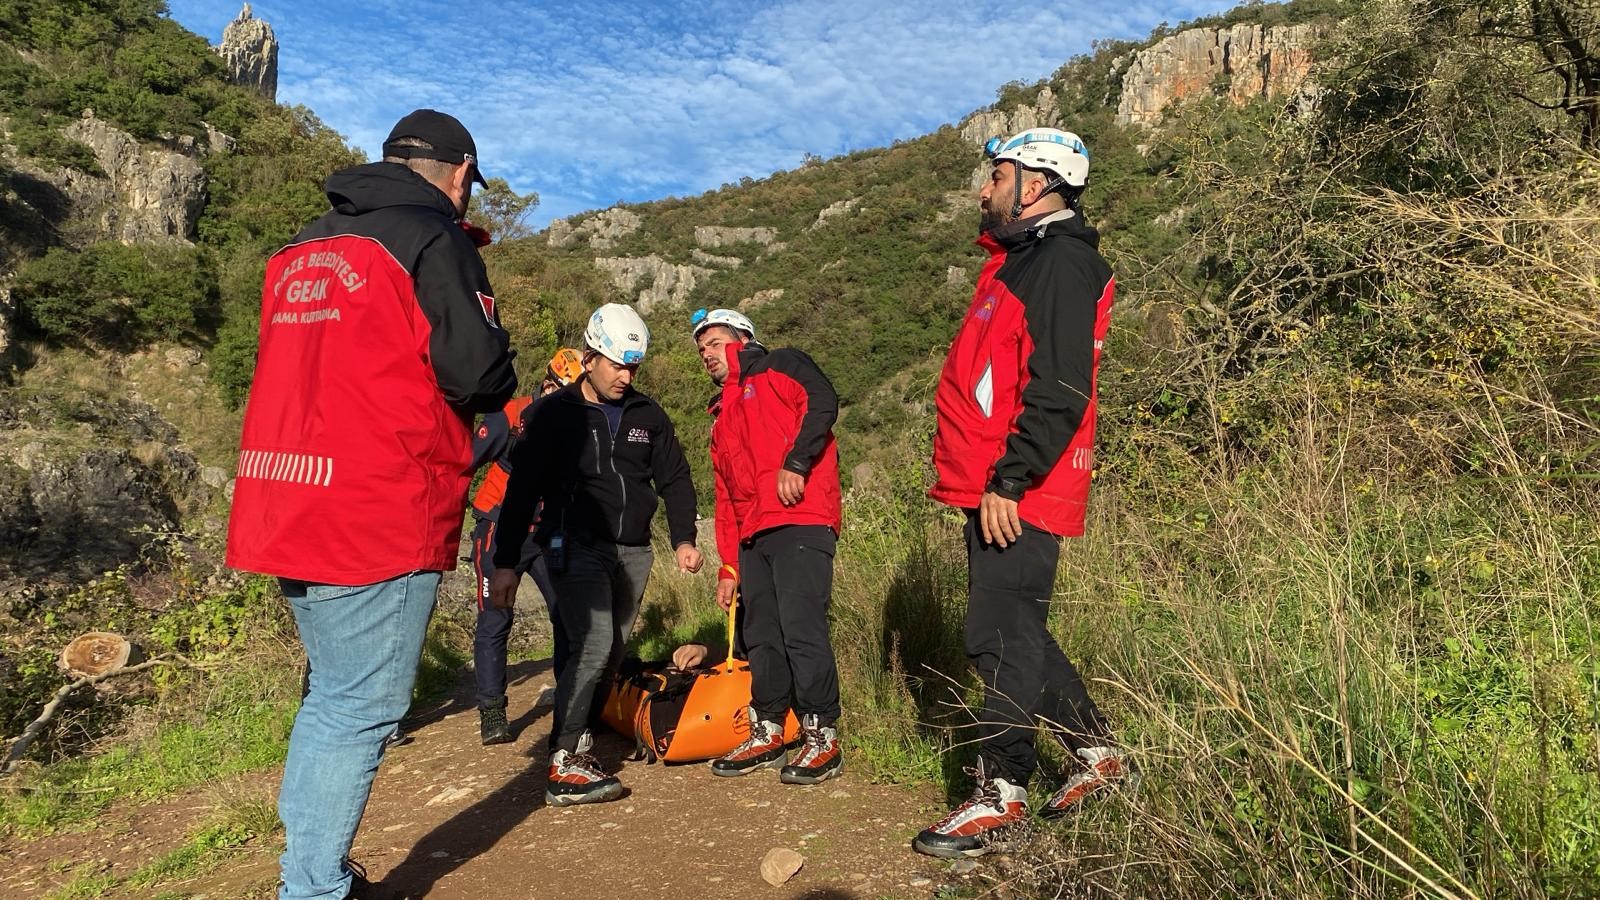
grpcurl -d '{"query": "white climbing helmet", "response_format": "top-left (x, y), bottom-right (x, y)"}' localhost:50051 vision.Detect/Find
top-left (690, 307), bottom-right (756, 342)
top-left (584, 303), bottom-right (650, 365)
top-left (984, 128), bottom-right (1091, 189)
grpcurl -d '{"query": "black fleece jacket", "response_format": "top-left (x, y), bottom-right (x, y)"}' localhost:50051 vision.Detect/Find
top-left (494, 383), bottom-right (697, 562)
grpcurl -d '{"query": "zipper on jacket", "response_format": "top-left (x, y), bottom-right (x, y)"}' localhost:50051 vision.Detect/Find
top-left (590, 418), bottom-right (628, 538)
top-left (606, 422), bottom-right (626, 536)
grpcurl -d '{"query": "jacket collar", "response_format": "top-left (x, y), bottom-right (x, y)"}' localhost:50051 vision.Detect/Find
top-left (707, 339), bottom-right (768, 416)
top-left (554, 380), bottom-right (648, 411)
top-left (324, 161), bottom-right (459, 219)
top-left (977, 209), bottom-right (1099, 255)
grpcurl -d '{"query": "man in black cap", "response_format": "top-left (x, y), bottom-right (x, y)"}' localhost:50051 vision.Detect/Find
top-left (228, 108), bottom-right (515, 900)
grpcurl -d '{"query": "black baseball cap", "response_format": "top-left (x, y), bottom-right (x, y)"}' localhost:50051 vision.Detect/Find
top-left (383, 109), bottom-right (488, 186)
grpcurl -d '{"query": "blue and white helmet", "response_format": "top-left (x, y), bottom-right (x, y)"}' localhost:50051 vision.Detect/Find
top-left (584, 303), bottom-right (650, 365)
top-left (984, 128), bottom-right (1090, 189)
top-left (690, 307), bottom-right (756, 342)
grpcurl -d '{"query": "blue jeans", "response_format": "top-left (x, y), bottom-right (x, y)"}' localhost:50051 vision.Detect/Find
top-left (277, 571), bottom-right (440, 900)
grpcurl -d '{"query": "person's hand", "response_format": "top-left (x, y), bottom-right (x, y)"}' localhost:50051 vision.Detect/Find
top-left (979, 491), bottom-right (1023, 548)
top-left (488, 568), bottom-right (520, 609)
top-left (715, 577), bottom-right (738, 611)
top-left (672, 643), bottom-right (709, 669)
top-left (777, 469), bottom-right (806, 506)
top-left (676, 543), bottom-right (704, 573)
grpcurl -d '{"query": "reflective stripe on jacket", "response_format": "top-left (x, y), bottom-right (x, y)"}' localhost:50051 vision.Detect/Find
top-left (930, 210), bottom-right (1114, 538)
top-left (227, 163), bottom-right (517, 584)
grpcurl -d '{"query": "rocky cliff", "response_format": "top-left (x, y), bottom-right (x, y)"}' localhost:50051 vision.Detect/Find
top-left (56, 111), bottom-right (209, 245)
top-left (215, 4), bottom-right (279, 102)
top-left (1115, 23), bottom-right (1318, 127)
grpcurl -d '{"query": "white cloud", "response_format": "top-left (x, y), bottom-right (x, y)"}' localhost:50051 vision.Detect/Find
top-left (168, 0), bottom-right (1229, 225)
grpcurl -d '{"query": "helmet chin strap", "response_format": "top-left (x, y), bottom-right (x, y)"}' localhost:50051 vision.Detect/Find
top-left (1010, 163), bottom-right (1069, 220)
top-left (1010, 162), bottom-right (1025, 219)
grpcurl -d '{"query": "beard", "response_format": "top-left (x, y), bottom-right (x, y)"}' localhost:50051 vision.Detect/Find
top-left (978, 205), bottom-right (1009, 236)
top-left (972, 206), bottom-right (998, 235)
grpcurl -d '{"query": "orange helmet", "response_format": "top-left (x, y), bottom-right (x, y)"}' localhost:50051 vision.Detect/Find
top-left (545, 348), bottom-right (584, 387)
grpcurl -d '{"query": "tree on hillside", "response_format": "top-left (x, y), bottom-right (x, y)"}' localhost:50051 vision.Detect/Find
top-left (468, 177), bottom-right (539, 241)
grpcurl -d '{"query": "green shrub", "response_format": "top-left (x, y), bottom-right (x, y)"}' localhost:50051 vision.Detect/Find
top-left (14, 243), bottom-right (215, 347)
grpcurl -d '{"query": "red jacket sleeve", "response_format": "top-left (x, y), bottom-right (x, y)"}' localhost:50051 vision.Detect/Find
top-left (712, 432), bottom-right (741, 581)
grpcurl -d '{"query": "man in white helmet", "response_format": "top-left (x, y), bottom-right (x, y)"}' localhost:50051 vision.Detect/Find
top-left (490, 303), bottom-right (703, 806)
top-left (689, 308), bottom-right (844, 785)
top-left (913, 128), bottom-right (1127, 859)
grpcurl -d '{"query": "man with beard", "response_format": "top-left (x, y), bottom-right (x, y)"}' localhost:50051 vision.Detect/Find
top-left (690, 308), bottom-right (844, 785)
top-left (913, 128), bottom-right (1130, 860)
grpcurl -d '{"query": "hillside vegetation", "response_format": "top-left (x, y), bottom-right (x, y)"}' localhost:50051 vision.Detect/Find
top-left (1, 0), bottom-right (1597, 897)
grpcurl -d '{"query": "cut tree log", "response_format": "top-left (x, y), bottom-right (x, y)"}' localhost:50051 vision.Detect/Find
top-left (59, 631), bottom-right (145, 677)
top-left (2, 653), bottom-right (181, 777)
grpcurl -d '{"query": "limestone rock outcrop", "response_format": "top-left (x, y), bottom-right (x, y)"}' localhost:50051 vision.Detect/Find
top-left (0, 392), bottom-right (211, 605)
top-left (957, 85), bottom-right (1061, 146)
top-left (738, 288), bottom-right (784, 311)
top-left (957, 86), bottom-right (1062, 188)
top-left (547, 207), bottom-right (642, 250)
top-left (593, 255), bottom-right (712, 314)
top-left (57, 110), bottom-right (207, 244)
top-left (1116, 23), bottom-right (1317, 127)
top-left (215, 4), bottom-right (279, 101)
top-left (691, 249), bottom-right (741, 268)
top-left (809, 198), bottom-right (860, 230)
top-left (694, 226), bottom-right (777, 249)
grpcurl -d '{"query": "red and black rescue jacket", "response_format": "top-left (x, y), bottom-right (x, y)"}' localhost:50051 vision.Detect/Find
top-left (710, 341), bottom-right (841, 581)
top-left (227, 162), bottom-right (517, 585)
top-left (470, 395), bottom-right (537, 520)
top-left (930, 210), bottom-right (1115, 537)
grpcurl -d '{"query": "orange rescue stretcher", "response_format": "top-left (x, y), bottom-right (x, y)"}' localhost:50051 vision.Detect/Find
top-left (600, 593), bottom-right (800, 762)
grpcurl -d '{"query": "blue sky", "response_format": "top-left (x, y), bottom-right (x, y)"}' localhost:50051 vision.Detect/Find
top-left (169, 1), bottom-right (1227, 227)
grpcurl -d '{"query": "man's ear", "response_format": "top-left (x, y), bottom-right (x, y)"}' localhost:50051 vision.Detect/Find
top-left (1020, 171), bottom-right (1047, 208)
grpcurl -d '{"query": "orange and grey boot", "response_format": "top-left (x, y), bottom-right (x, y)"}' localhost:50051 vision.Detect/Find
top-left (545, 731), bottom-right (623, 807)
top-left (1040, 746), bottom-right (1134, 818)
top-left (780, 714), bottom-right (842, 785)
top-left (911, 758), bottom-right (1027, 859)
top-left (710, 707), bottom-right (788, 776)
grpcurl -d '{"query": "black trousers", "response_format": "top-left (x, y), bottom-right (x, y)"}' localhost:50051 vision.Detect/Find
top-left (545, 540), bottom-right (654, 753)
top-left (964, 511), bottom-right (1111, 787)
top-left (740, 524), bottom-right (841, 725)
top-left (469, 517), bottom-right (558, 707)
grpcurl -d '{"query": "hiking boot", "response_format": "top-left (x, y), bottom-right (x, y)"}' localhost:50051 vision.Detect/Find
top-left (383, 725), bottom-right (412, 749)
top-left (1040, 746), bottom-right (1134, 819)
top-left (545, 731), bottom-right (623, 807)
top-left (710, 707), bottom-right (788, 777)
top-left (780, 714), bottom-right (842, 785)
top-left (911, 759), bottom-right (1027, 859)
top-left (479, 699), bottom-right (512, 746)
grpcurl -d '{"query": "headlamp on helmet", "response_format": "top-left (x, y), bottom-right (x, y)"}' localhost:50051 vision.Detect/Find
top-left (690, 307), bottom-right (756, 342)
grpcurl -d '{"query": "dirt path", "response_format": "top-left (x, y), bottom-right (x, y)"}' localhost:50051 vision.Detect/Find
top-left (4, 656), bottom-right (956, 899)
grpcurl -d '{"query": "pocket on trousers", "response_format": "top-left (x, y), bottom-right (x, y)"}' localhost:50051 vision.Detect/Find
top-left (303, 582), bottom-right (369, 603)
top-left (795, 529), bottom-right (837, 559)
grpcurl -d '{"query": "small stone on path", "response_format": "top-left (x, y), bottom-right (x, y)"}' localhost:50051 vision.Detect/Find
top-left (760, 847), bottom-right (805, 886)
top-left (951, 859), bottom-right (979, 875)
top-left (910, 876), bottom-right (933, 887)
